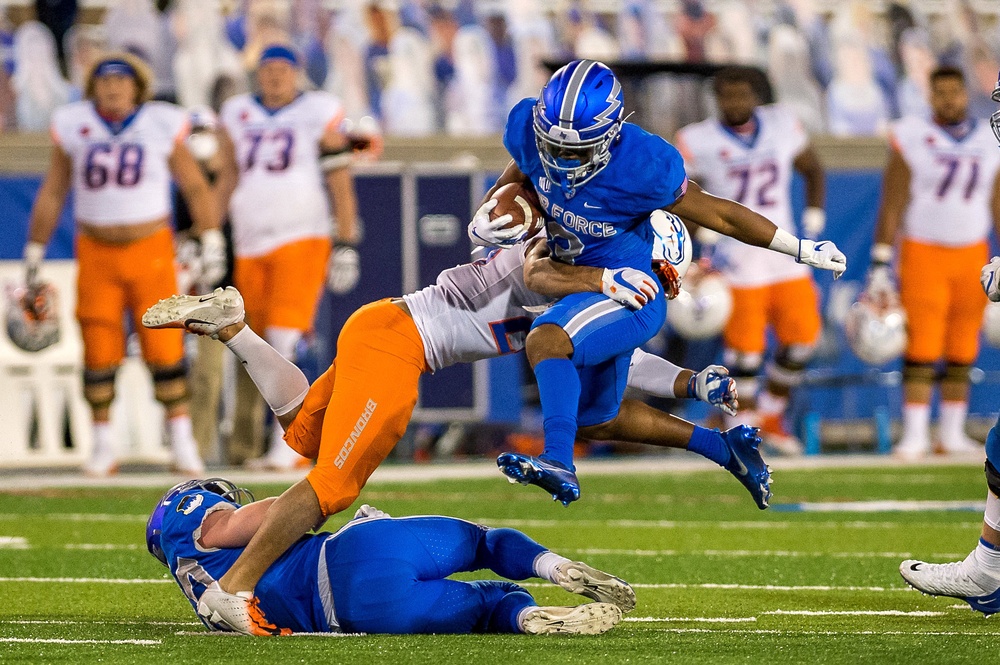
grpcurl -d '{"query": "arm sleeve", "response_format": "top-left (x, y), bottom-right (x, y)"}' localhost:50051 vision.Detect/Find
top-left (626, 348), bottom-right (684, 398)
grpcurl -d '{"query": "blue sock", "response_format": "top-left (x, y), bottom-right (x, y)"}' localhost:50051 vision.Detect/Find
top-left (533, 358), bottom-right (580, 470)
top-left (987, 421), bottom-right (1000, 469)
top-left (687, 426), bottom-right (731, 467)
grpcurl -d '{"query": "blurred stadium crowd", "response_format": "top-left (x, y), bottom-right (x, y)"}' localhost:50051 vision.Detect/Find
top-left (0, 0), bottom-right (999, 137)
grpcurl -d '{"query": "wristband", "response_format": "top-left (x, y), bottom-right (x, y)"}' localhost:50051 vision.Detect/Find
top-left (767, 228), bottom-right (800, 258)
top-left (686, 373), bottom-right (697, 399)
top-left (24, 242), bottom-right (45, 268)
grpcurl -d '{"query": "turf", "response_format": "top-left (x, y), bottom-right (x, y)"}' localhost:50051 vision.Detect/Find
top-left (1, 462), bottom-right (999, 664)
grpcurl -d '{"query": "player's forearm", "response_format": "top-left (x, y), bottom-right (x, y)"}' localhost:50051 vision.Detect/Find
top-left (326, 168), bottom-right (360, 244)
top-left (523, 255), bottom-right (603, 298)
top-left (482, 160), bottom-right (531, 205)
top-left (794, 148), bottom-right (825, 209)
top-left (670, 181), bottom-right (778, 248)
top-left (200, 498), bottom-right (278, 549)
top-left (186, 182), bottom-right (221, 233)
top-left (27, 186), bottom-right (66, 246)
top-left (626, 348), bottom-right (692, 398)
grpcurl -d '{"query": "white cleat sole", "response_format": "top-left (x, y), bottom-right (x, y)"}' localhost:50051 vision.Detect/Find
top-left (553, 561), bottom-right (636, 613)
top-left (142, 287), bottom-right (245, 338)
top-left (520, 603), bottom-right (622, 636)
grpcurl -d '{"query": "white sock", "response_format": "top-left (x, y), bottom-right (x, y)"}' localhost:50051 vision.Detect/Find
top-left (516, 606), bottom-right (537, 631)
top-left (939, 401), bottom-right (969, 443)
top-left (901, 402), bottom-right (931, 442)
top-left (532, 551), bottom-right (571, 582)
top-left (756, 391), bottom-right (787, 417)
top-left (168, 415), bottom-right (196, 451)
top-left (224, 325), bottom-right (309, 417)
top-left (91, 421), bottom-right (114, 458)
top-left (985, 491), bottom-right (1000, 532)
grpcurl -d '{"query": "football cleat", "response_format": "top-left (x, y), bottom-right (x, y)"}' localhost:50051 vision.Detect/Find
top-left (497, 453), bottom-right (581, 506)
top-left (142, 287), bottom-right (244, 339)
top-left (893, 433), bottom-right (931, 461)
top-left (553, 561), bottom-right (636, 613)
top-left (721, 425), bottom-right (772, 510)
top-left (197, 582), bottom-right (291, 636)
top-left (759, 413), bottom-right (804, 457)
top-left (936, 434), bottom-right (983, 456)
top-left (900, 555), bottom-right (1000, 615)
top-left (520, 602), bottom-right (622, 635)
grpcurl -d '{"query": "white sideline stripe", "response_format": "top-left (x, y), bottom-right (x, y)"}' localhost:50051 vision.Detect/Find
top-left (64, 543), bottom-right (140, 551)
top-left (0, 513), bottom-right (147, 523)
top-left (568, 547), bottom-right (967, 559)
top-left (787, 500), bottom-right (986, 513)
top-left (478, 518), bottom-right (983, 530)
top-left (0, 454), bottom-right (983, 490)
top-left (0, 536), bottom-right (28, 549)
top-left (0, 637), bottom-right (160, 645)
top-left (654, 629), bottom-right (981, 636)
top-left (173, 631), bottom-right (367, 638)
top-left (625, 617), bottom-right (757, 623)
top-left (0, 577), bottom-right (172, 584)
top-left (520, 582), bottom-right (913, 592)
top-left (2, 620), bottom-right (199, 626)
top-left (762, 610), bottom-right (946, 617)
top-left (0, 577), bottom-right (911, 592)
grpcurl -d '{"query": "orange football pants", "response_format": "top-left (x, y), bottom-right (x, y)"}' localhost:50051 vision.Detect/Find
top-left (76, 227), bottom-right (183, 370)
top-left (723, 276), bottom-right (821, 354)
top-left (283, 300), bottom-right (429, 516)
top-left (233, 237), bottom-right (331, 332)
top-left (899, 238), bottom-right (987, 365)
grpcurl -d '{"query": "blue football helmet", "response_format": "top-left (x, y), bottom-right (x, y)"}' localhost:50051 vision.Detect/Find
top-left (533, 59), bottom-right (624, 197)
top-left (145, 478), bottom-right (254, 567)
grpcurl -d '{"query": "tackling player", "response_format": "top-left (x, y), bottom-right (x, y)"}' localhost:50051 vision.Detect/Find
top-left (148, 478), bottom-right (628, 635)
top-left (23, 52), bottom-right (224, 476)
top-left (216, 44), bottom-right (361, 469)
top-left (866, 66), bottom-right (1000, 459)
top-left (475, 59), bottom-right (846, 504)
top-left (675, 66), bottom-right (827, 456)
top-left (143, 213), bottom-right (771, 635)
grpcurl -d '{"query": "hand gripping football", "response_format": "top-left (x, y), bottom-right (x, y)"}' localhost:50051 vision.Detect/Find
top-left (489, 182), bottom-right (547, 241)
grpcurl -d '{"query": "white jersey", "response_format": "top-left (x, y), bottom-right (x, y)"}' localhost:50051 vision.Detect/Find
top-left (220, 91), bottom-right (345, 257)
top-left (676, 104), bottom-right (811, 288)
top-left (403, 245), bottom-right (549, 372)
top-left (890, 116), bottom-right (1000, 247)
top-left (51, 100), bottom-right (187, 225)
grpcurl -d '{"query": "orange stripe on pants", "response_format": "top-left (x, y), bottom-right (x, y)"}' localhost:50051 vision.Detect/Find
top-left (285, 300), bottom-right (428, 516)
top-left (899, 239), bottom-right (987, 365)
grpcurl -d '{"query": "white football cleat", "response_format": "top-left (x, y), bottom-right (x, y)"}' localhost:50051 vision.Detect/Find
top-left (893, 433), bottom-right (931, 461)
top-left (142, 287), bottom-right (245, 339)
top-left (900, 554), bottom-right (1000, 615)
top-left (520, 603), bottom-right (622, 635)
top-left (196, 582), bottom-right (291, 636)
top-left (937, 434), bottom-right (983, 456)
top-left (553, 561), bottom-right (636, 613)
top-left (83, 448), bottom-right (118, 478)
top-left (170, 438), bottom-right (205, 477)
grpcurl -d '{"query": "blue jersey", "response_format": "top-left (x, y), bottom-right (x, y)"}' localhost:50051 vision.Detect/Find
top-left (160, 490), bottom-right (333, 632)
top-left (503, 98), bottom-right (688, 272)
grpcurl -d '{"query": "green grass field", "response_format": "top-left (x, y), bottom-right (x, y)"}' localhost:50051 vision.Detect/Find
top-left (1, 462), bottom-right (999, 664)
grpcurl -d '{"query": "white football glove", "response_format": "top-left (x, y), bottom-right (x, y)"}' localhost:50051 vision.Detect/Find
top-left (174, 236), bottom-right (201, 295)
top-left (23, 241), bottom-right (45, 288)
top-left (327, 245), bottom-right (361, 294)
top-left (801, 206), bottom-right (826, 239)
top-left (796, 238), bottom-right (847, 278)
top-left (686, 365), bottom-right (739, 416)
top-left (601, 267), bottom-right (659, 310)
top-left (353, 504), bottom-right (391, 520)
top-left (197, 229), bottom-right (227, 291)
top-left (982, 256), bottom-right (1000, 302)
top-left (468, 198), bottom-right (526, 247)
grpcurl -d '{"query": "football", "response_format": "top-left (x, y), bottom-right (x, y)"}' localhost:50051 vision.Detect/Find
top-left (489, 182), bottom-right (547, 240)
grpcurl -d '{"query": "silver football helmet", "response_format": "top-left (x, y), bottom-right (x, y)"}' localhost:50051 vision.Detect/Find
top-left (844, 297), bottom-right (907, 365)
top-left (5, 281), bottom-right (60, 352)
top-left (650, 210), bottom-right (693, 300)
top-left (666, 263), bottom-right (733, 340)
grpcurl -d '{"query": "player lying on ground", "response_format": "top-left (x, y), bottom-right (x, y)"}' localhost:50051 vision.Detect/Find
top-left (147, 478), bottom-right (629, 635)
top-left (475, 59), bottom-right (846, 507)
top-left (143, 214), bottom-right (770, 635)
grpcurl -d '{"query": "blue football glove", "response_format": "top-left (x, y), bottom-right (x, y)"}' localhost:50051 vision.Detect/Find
top-left (687, 364), bottom-right (739, 416)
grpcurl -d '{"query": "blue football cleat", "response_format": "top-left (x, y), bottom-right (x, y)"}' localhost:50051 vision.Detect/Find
top-left (721, 425), bottom-right (772, 510)
top-left (497, 453), bottom-right (581, 506)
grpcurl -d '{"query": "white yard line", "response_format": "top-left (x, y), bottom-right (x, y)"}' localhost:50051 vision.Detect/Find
top-left (762, 610), bottom-right (946, 617)
top-left (1, 620), bottom-right (199, 626)
top-left (0, 577), bottom-right (172, 584)
top-left (652, 629), bottom-right (984, 636)
top-left (520, 582), bottom-right (914, 592)
top-left (0, 637), bottom-right (160, 645)
top-left (781, 500), bottom-right (986, 513)
top-left (0, 537), bottom-right (28, 549)
top-left (568, 548), bottom-right (967, 559)
top-left (625, 617), bottom-right (758, 623)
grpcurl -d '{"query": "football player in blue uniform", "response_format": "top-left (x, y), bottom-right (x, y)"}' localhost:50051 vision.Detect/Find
top-left (147, 478), bottom-right (631, 635)
top-left (471, 60), bottom-right (847, 504)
